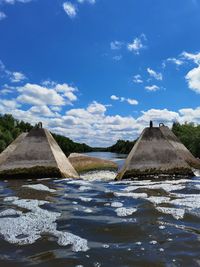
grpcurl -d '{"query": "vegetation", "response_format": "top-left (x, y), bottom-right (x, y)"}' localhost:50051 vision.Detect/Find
top-left (0, 114), bottom-right (93, 155)
top-left (172, 122), bottom-right (200, 158)
top-left (1, 114), bottom-right (200, 157)
top-left (106, 139), bottom-right (136, 154)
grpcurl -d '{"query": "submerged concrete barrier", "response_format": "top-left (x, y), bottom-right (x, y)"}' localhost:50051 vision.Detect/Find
top-left (116, 123), bottom-right (195, 180)
top-left (0, 126), bottom-right (79, 179)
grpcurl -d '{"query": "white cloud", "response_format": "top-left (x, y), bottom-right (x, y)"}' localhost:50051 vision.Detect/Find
top-left (63, 2), bottom-right (77, 18)
top-left (133, 74), bottom-right (143, 84)
top-left (147, 68), bottom-right (163, 81)
top-left (17, 82), bottom-right (78, 106)
top-left (110, 41), bottom-right (123, 50)
top-left (1, 88), bottom-right (200, 146)
top-left (111, 95), bottom-right (119, 100)
top-left (10, 71), bottom-right (26, 83)
top-left (87, 101), bottom-right (106, 115)
top-left (1, 0), bottom-right (32, 4)
top-left (127, 34), bottom-right (146, 55)
top-left (137, 108), bottom-right (180, 125)
top-left (0, 59), bottom-right (27, 83)
top-left (145, 85), bottom-right (160, 92)
top-left (0, 11), bottom-right (6, 20)
top-left (181, 51), bottom-right (200, 94)
top-left (181, 51), bottom-right (200, 65)
top-left (28, 105), bottom-right (56, 117)
top-left (0, 99), bottom-right (20, 109)
top-left (126, 98), bottom-right (138, 105)
top-left (111, 95), bottom-right (138, 105)
top-left (77, 0), bottom-right (96, 4)
top-left (166, 57), bottom-right (184, 67)
top-left (185, 66), bottom-right (200, 94)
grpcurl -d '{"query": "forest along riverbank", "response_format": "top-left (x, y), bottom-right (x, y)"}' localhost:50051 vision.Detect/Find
top-left (0, 152), bottom-right (199, 267)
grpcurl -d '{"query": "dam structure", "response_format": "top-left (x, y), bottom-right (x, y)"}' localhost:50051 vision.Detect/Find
top-left (116, 123), bottom-right (196, 180)
top-left (0, 124), bottom-right (79, 179)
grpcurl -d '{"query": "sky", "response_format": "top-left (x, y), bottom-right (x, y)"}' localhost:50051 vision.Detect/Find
top-left (0, 0), bottom-right (200, 146)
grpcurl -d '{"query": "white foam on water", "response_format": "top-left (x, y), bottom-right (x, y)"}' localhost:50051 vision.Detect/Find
top-left (122, 186), bottom-right (140, 192)
top-left (81, 170), bottom-right (116, 181)
top-left (79, 197), bottom-right (92, 202)
top-left (114, 192), bottom-right (148, 199)
top-left (149, 240), bottom-right (157, 245)
top-left (55, 231), bottom-right (89, 252)
top-left (171, 194), bottom-right (200, 210)
top-left (0, 209), bottom-right (22, 217)
top-left (83, 208), bottom-right (93, 213)
top-left (111, 202), bottom-right (123, 208)
top-left (115, 207), bottom-right (137, 217)
top-left (22, 184), bottom-right (56, 193)
top-left (0, 197), bottom-right (89, 251)
top-left (68, 180), bottom-right (91, 186)
top-left (156, 206), bottom-right (185, 220)
top-left (4, 196), bottom-right (19, 202)
top-left (79, 186), bottom-right (91, 192)
top-left (147, 196), bottom-right (171, 205)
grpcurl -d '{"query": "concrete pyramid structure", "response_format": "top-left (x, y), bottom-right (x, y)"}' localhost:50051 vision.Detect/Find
top-left (116, 124), bottom-right (195, 180)
top-left (0, 126), bottom-right (79, 179)
top-left (159, 125), bottom-right (200, 169)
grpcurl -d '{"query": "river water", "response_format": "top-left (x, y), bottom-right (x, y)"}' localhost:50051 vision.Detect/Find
top-left (0, 152), bottom-right (200, 267)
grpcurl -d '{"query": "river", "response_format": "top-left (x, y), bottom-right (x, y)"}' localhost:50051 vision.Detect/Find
top-left (0, 152), bottom-right (199, 267)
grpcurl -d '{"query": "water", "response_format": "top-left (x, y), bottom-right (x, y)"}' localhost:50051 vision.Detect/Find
top-left (0, 152), bottom-right (200, 267)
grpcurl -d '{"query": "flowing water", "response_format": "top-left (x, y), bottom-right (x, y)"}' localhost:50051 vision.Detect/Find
top-left (0, 152), bottom-right (200, 267)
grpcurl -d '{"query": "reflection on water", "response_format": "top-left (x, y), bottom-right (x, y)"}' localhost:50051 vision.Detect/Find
top-left (0, 153), bottom-right (199, 267)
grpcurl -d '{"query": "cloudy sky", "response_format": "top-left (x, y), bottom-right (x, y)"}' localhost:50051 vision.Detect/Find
top-left (0, 0), bottom-right (200, 146)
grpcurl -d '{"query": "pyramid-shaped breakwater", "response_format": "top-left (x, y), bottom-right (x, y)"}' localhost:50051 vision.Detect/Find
top-left (116, 123), bottom-right (197, 180)
top-left (0, 125), bottom-right (79, 179)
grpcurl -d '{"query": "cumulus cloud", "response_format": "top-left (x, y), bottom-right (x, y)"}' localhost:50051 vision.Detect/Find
top-left (10, 71), bottom-right (26, 83)
top-left (133, 74), bottom-right (143, 84)
top-left (127, 34), bottom-right (147, 55)
top-left (145, 85), bottom-right (160, 92)
top-left (111, 95), bottom-right (138, 105)
top-left (0, 11), bottom-right (6, 20)
top-left (147, 68), bottom-right (163, 81)
top-left (1, 87), bottom-right (200, 146)
top-left (185, 66), bottom-right (200, 94)
top-left (111, 95), bottom-right (119, 100)
top-left (0, 60), bottom-right (26, 83)
top-left (181, 51), bottom-right (200, 93)
top-left (63, 2), bottom-right (77, 18)
top-left (17, 82), bottom-right (78, 106)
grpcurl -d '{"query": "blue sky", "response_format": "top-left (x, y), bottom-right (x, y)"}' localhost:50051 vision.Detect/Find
top-left (0, 0), bottom-right (200, 146)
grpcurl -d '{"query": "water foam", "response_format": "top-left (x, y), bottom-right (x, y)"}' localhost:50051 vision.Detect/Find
top-left (22, 184), bottom-right (56, 193)
top-left (0, 196), bottom-right (89, 251)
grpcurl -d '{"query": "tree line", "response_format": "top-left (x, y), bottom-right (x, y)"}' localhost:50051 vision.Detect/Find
top-left (0, 114), bottom-right (93, 156)
top-left (0, 114), bottom-right (200, 157)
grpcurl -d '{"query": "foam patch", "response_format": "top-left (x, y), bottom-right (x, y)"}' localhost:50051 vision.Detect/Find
top-left (156, 206), bottom-right (185, 220)
top-left (115, 207), bottom-right (137, 217)
top-left (0, 197), bottom-right (89, 251)
top-left (22, 184), bottom-right (56, 193)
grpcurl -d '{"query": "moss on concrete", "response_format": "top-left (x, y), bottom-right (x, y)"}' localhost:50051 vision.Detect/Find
top-left (116, 167), bottom-right (194, 180)
top-left (0, 166), bottom-right (63, 179)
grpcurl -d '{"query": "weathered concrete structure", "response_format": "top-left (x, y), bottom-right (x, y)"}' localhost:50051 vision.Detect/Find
top-left (0, 127), bottom-right (79, 179)
top-left (69, 153), bottom-right (118, 174)
top-left (116, 124), bottom-right (195, 180)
